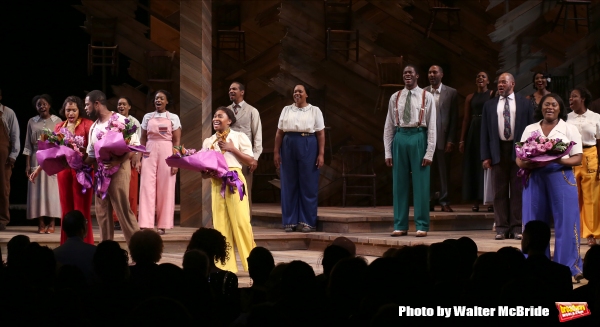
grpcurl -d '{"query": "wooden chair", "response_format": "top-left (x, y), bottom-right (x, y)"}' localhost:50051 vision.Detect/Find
top-left (309, 87), bottom-right (334, 164)
top-left (145, 50), bottom-right (176, 94)
top-left (425, 0), bottom-right (461, 39)
top-left (324, 0), bottom-right (359, 62)
top-left (252, 151), bottom-right (280, 203)
top-left (374, 55), bottom-right (404, 112)
top-left (550, 67), bottom-right (575, 105)
top-left (551, 0), bottom-right (592, 33)
top-left (339, 145), bottom-right (376, 207)
top-left (87, 16), bottom-right (119, 76)
top-left (216, 4), bottom-right (246, 62)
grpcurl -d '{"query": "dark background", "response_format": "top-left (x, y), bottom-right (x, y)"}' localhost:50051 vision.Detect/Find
top-left (0, 1), bottom-right (116, 223)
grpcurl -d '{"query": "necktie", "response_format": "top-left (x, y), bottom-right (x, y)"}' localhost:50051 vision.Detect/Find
top-left (402, 91), bottom-right (411, 124)
top-left (503, 97), bottom-right (511, 139)
top-left (233, 104), bottom-right (240, 115)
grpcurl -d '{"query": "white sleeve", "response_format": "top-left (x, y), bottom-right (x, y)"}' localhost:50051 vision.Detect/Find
top-left (171, 114), bottom-right (182, 130)
top-left (313, 107), bottom-right (325, 132)
top-left (141, 113), bottom-right (151, 130)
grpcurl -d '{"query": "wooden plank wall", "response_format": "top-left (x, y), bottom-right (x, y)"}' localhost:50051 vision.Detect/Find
top-left (180, 0), bottom-right (213, 227)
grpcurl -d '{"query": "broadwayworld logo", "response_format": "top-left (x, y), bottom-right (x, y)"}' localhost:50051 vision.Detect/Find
top-left (555, 302), bottom-right (590, 322)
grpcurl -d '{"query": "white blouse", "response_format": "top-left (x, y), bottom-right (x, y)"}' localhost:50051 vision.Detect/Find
top-left (520, 119), bottom-right (583, 159)
top-left (277, 104), bottom-right (325, 133)
top-left (202, 129), bottom-right (253, 168)
top-left (141, 111), bottom-right (182, 130)
top-left (567, 110), bottom-right (600, 146)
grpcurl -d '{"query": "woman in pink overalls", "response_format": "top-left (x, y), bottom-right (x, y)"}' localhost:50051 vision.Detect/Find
top-left (138, 90), bottom-right (181, 235)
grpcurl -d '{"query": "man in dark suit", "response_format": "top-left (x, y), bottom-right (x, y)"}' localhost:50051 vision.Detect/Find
top-left (426, 65), bottom-right (459, 212)
top-left (54, 210), bottom-right (97, 283)
top-left (481, 72), bottom-right (534, 240)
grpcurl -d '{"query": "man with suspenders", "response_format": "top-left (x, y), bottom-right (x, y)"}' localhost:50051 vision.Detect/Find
top-left (384, 65), bottom-right (437, 237)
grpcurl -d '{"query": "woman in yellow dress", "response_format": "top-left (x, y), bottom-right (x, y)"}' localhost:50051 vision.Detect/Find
top-left (202, 106), bottom-right (257, 273)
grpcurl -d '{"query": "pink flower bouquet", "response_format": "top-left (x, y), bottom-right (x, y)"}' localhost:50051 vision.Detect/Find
top-left (94, 114), bottom-right (147, 199)
top-left (166, 147), bottom-right (245, 200)
top-left (36, 128), bottom-right (93, 193)
top-left (515, 130), bottom-right (576, 184)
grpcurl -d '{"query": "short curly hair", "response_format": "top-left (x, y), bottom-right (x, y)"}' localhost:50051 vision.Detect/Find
top-left (129, 229), bottom-right (164, 264)
top-left (186, 228), bottom-right (231, 266)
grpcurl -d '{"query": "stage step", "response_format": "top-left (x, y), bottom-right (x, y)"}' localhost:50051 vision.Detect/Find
top-left (251, 204), bottom-right (495, 233)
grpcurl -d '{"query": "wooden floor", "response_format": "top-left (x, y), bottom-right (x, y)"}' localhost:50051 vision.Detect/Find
top-left (0, 204), bottom-right (591, 287)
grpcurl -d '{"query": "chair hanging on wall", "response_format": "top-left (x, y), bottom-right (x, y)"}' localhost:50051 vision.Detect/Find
top-left (425, 0), bottom-right (461, 39)
top-left (324, 0), bottom-right (359, 62)
top-left (339, 145), bottom-right (376, 207)
top-left (374, 55), bottom-right (404, 112)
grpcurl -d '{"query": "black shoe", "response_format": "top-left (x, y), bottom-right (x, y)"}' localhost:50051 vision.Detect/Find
top-left (495, 233), bottom-right (505, 240)
top-left (514, 233), bottom-right (523, 240)
top-left (487, 206), bottom-right (494, 212)
top-left (430, 203), bottom-right (435, 212)
top-left (472, 205), bottom-right (480, 212)
top-left (114, 222), bottom-right (121, 231)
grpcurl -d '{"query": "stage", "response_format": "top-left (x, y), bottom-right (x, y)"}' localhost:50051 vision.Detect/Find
top-left (0, 204), bottom-right (591, 286)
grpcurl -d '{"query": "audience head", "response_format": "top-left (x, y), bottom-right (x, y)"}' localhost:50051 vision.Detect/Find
top-left (7, 235), bottom-right (30, 267)
top-left (532, 71), bottom-right (551, 91)
top-left (23, 242), bottom-right (56, 284)
top-left (332, 236), bottom-right (356, 256)
top-left (129, 229), bottom-right (164, 265)
top-left (428, 241), bottom-right (460, 282)
top-left (497, 246), bottom-right (526, 279)
top-left (534, 93), bottom-right (568, 122)
top-left (183, 249), bottom-right (210, 279)
top-left (522, 220), bottom-right (551, 254)
top-left (187, 227), bottom-right (231, 267)
top-left (583, 244), bottom-right (600, 282)
top-left (93, 240), bottom-right (130, 283)
top-left (321, 244), bottom-right (352, 277)
top-left (281, 260), bottom-right (315, 297)
top-left (456, 237), bottom-right (478, 279)
top-left (62, 210), bottom-right (87, 238)
top-left (247, 246), bottom-right (275, 287)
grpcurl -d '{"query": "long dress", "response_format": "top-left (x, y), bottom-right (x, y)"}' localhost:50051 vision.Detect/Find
top-left (54, 119), bottom-right (94, 245)
top-left (23, 115), bottom-right (62, 219)
top-left (462, 90), bottom-right (493, 201)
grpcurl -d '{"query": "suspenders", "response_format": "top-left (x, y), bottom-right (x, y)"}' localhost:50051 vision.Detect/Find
top-left (394, 89), bottom-right (428, 127)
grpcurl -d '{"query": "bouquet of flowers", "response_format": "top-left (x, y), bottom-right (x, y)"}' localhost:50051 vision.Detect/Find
top-left (515, 130), bottom-right (576, 184)
top-left (94, 113), bottom-right (147, 199)
top-left (165, 146), bottom-right (245, 200)
top-left (36, 128), bottom-right (93, 192)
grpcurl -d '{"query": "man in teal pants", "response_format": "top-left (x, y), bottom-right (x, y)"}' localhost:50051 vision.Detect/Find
top-left (383, 65), bottom-right (437, 237)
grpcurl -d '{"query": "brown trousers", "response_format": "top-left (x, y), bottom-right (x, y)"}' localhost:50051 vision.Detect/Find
top-left (0, 143), bottom-right (11, 225)
top-left (95, 160), bottom-right (139, 245)
top-left (492, 141), bottom-right (523, 234)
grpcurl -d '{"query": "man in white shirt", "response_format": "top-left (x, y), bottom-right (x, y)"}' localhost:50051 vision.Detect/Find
top-left (84, 90), bottom-right (140, 245)
top-left (0, 89), bottom-right (20, 231)
top-left (384, 65), bottom-right (437, 237)
top-left (426, 65), bottom-right (459, 212)
top-left (227, 82), bottom-right (262, 208)
top-left (481, 73), bottom-right (534, 240)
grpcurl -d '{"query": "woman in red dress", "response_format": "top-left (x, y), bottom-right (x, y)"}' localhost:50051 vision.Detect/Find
top-left (31, 96), bottom-right (95, 244)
